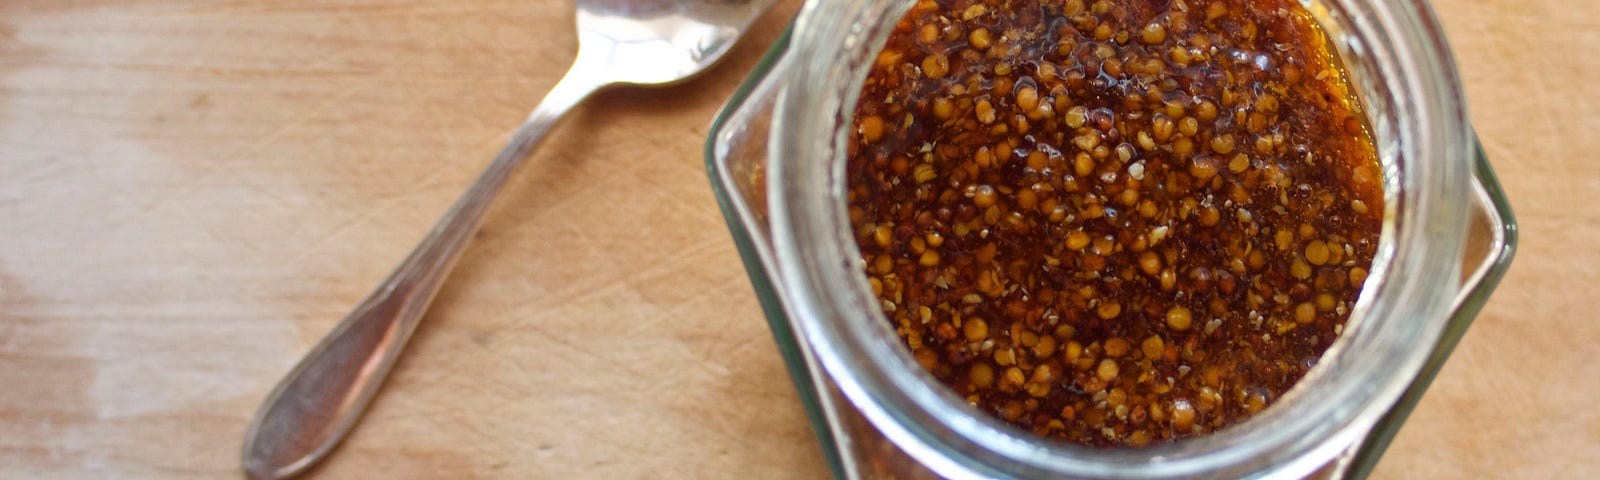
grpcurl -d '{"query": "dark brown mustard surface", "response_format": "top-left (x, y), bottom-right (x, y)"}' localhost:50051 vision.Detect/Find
top-left (845, 0), bottom-right (1383, 446)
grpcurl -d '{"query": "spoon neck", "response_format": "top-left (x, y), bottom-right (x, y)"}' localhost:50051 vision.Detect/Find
top-left (399, 62), bottom-right (605, 302)
top-left (472, 61), bottom-right (604, 214)
top-left (527, 58), bottom-right (607, 129)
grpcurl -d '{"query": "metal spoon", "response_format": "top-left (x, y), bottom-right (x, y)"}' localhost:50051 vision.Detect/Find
top-left (241, 0), bottom-right (780, 477)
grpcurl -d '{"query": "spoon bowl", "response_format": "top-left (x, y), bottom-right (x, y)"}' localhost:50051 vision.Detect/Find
top-left (576, 0), bottom-right (772, 85)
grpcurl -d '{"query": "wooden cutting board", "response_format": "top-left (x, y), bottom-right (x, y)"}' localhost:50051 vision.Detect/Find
top-left (1, 0), bottom-right (1595, 478)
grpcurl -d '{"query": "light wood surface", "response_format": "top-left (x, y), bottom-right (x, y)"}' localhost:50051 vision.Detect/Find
top-left (1, 0), bottom-right (1594, 478)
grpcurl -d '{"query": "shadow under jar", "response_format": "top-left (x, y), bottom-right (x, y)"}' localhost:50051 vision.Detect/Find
top-left (705, 0), bottom-right (1517, 478)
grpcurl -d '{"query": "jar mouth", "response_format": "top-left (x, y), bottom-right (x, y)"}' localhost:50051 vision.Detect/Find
top-left (768, 0), bottom-right (1472, 477)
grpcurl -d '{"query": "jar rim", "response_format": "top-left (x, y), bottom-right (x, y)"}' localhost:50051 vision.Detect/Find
top-left (767, 0), bottom-right (1473, 477)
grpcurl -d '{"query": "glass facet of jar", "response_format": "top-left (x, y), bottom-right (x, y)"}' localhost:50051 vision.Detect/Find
top-left (706, 1), bottom-right (1517, 478)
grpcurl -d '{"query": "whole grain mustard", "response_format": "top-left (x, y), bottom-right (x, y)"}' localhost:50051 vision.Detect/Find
top-left (846, 0), bottom-right (1382, 447)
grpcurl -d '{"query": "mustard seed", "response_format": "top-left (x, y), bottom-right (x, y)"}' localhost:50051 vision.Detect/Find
top-left (1141, 336), bottom-right (1165, 360)
top-left (1097, 359), bottom-right (1120, 382)
top-left (922, 52), bottom-right (950, 79)
top-left (858, 115), bottom-right (885, 143)
top-left (970, 27), bottom-right (993, 50)
top-left (1166, 306), bottom-right (1193, 331)
top-left (1141, 22), bottom-right (1167, 45)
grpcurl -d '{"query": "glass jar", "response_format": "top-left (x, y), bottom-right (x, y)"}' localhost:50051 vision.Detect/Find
top-left (705, 0), bottom-right (1517, 477)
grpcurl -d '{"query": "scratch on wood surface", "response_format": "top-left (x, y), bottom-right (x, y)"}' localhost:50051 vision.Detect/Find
top-left (0, 271), bottom-right (18, 353)
top-left (282, 208), bottom-right (387, 265)
top-left (0, 154), bottom-right (73, 193)
top-left (500, 239), bottom-right (723, 317)
top-left (8, 59), bottom-right (539, 84)
top-left (159, 0), bottom-right (517, 19)
top-left (515, 321), bottom-right (650, 379)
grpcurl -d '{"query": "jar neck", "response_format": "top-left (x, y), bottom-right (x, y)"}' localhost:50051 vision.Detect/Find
top-left (768, 0), bottom-right (1472, 477)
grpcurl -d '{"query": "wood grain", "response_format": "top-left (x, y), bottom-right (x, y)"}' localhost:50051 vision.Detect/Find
top-left (0, 0), bottom-right (1593, 478)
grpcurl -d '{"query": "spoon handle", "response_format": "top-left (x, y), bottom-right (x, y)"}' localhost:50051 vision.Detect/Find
top-left (241, 62), bottom-right (604, 480)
